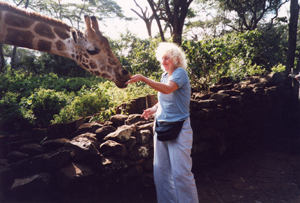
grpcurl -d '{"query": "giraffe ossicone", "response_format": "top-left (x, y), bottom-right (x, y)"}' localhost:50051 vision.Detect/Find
top-left (0, 2), bottom-right (131, 88)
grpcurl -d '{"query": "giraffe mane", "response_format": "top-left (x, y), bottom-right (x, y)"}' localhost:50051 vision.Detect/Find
top-left (0, 2), bottom-right (71, 31)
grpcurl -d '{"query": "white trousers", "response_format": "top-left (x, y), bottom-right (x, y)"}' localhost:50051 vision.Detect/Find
top-left (153, 117), bottom-right (199, 203)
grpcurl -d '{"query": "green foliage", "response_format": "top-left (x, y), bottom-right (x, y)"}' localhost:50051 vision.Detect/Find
top-left (110, 33), bottom-right (163, 78)
top-left (51, 80), bottom-right (157, 124)
top-left (36, 53), bottom-right (92, 77)
top-left (258, 25), bottom-right (288, 70)
top-left (0, 72), bottom-right (104, 98)
top-left (97, 80), bottom-right (157, 107)
top-left (51, 88), bottom-right (109, 124)
top-left (20, 89), bottom-right (70, 127)
top-left (271, 63), bottom-right (286, 73)
top-left (0, 92), bottom-right (32, 133)
top-left (71, 88), bottom-right (109, 118)
top-left (182, 30), bottom-right (267, 89)
top-left (89, 108), bottom-right (116, 123)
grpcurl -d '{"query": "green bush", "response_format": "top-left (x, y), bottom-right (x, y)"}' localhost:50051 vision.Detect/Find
top-left (52, 87), bottom-right (110, 123)
top-left (182, 30), bottom-right (267, 90)
top-left (20, 88), bottom-right (70, 127)
top-left (271, 63), bottom-right (286, 73)
top-left (0, 92), bottom-right (32, 133)
top-left (51, 81), bottom-right (157, 124)
top-left (110, 34), bottom-right (163, 78)
top-left (0, 72), bottom-right (105, 99)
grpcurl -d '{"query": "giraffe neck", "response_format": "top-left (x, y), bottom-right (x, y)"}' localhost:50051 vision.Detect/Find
top-left (0, 2), bottom-right (74, 59)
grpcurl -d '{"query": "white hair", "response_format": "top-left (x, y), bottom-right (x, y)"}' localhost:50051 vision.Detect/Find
top-left (155, 42), bottom-right (187, 70)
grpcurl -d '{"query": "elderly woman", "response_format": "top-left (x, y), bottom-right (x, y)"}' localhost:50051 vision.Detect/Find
top-left (126, 42), bottom-right (199, 203)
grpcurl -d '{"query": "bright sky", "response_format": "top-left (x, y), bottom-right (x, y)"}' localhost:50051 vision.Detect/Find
top-left (62, 0), bottom-right (290, 40)
top-left (6, 0), bottom-right (291, 40)
top-left (103, 0), bottom-right (157, 39)
top-left (62, 0), bottom-right (156, 39)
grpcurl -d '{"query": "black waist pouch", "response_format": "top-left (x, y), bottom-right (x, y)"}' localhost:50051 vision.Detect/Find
top-left (155, 120), bottom-right (184, 141)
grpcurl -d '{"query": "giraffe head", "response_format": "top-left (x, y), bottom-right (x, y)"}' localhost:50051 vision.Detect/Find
top-left (0, 2), bottom-right (131, 87)
top-left (69, 16), bottom-right (131, 88)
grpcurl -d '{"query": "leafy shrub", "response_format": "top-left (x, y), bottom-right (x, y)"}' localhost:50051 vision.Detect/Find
top-left (51, 81), bottom-right (157, 124)
top-left (52, 87), bottom-right (110, 123)
top-left (182, 30), bottom-right (266, 90)
top-left (110, 33), bottom-right (163, 78)
top-left (226, 58), bottom-right (266, 81)
top-left (96, 81), bottom-right (157, 107)
top-left (0, 72), bottom-right (105, 99)
top-left (0, 92), bottom-right (32, 133)
top-left (20, 88), bottom-right (70, 127)
top-left (271, 63), bottom-right (286, 73)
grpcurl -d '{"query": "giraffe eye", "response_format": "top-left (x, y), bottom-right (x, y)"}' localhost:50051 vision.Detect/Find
top-left (86, 47), bottom-right (100, 55)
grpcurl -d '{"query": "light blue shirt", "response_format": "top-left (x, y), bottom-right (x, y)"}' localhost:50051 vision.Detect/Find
top-left (156, 67), bottom-right (191, 122)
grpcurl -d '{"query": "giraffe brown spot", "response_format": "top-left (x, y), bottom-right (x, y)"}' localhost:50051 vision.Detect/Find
top-left (5, 13), bottom-right (34, 28)
top-left (71, 54), bottom-right (75, 58)
top-left (76, 55), bottom-right (79, 60)
top-left (94, 71), bottom-right (101, 76)
top-left (34, 23), bottom-right (55, 39)
top-left (101, 73), bottom-right (111, 79)
top-left (108, 57), bottom-right (117, 66)
top-left (89, 61), bottom-right (97, 69)
top-left (100, 66), bottom-right (106, 72)
top-left (54, 27), bottom-right (69, 40)
top-left (84, 53), bottom-right (89, 58)
top-left (55, 40), bottom-right (65, 51)
top-left (38, 40), bottom-right (52, 52)
top-left (79, 54), bottom-right (82, 62)
top-left (106, 48), bottom-right (113, 57)
top-left (107, 65), bottom-right (113, 71)
top-left (82, 63), bottom-right (89, 69)
top-left (78, 31), bottom-right (84, 38)
top-left (6, 29), bottom-right (34, 49)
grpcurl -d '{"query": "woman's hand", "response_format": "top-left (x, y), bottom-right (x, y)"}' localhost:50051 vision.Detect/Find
top-left (141, 106), bottom-right (157, 120)
top-left (126, 74), bottom-right (145, 84)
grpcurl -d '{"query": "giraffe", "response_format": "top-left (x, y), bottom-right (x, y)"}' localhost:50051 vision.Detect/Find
top-left (0, 2), bottom-right (131, 88)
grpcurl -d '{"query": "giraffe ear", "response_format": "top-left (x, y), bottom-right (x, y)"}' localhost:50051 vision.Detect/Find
top-left (70, 28), bottom-right (78, 44)
top-left (90, 16), bottom-right (103, 37)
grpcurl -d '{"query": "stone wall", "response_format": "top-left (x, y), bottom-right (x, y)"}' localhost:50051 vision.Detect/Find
top-left (0, 72), bottom-right (299, 202)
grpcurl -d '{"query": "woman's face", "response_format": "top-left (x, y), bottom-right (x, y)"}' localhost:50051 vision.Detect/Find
top-left (162, 55), bottom-right (176, 73)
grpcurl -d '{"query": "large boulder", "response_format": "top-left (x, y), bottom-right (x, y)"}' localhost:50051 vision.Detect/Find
top-left (6, 151), bottom-right (29, 163)
top-left (110, 114), bottom-right (129, 127)
top-left (19, 143), bottom-right (47, 157)
top-left (95, 125), bottom-right (117, 141)
top-left (41, 138), bottom-right (70, 151)
top-left (9, 173), bottom-right (51, 201)
top-left (100, 140), bottom-right (128, 157)
top-left (125, 114), bottom-right (145, 125)
top-left (10, 149), bottom-right (71, 178)
top-left (132, 129), bottom-right (151, 145)
top-left (69, 122), bottom-right (103, 139)
top-left (65, 133), bottom-right (100, 161)
top-left (128, 144), bottom-right (151, 160)
top-left (0, 165), bottom-right (13, 192)
top-left (54, 162), bottom-right (95, 190)
top-left (103, 125), bottom-right (133, 143)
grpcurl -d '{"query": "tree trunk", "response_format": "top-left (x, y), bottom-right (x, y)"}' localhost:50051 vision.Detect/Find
top-left (286, 0), bottom-right (299, 73)
top-left (147, 0), bottom-right (165, 42)
top-left (11, 46), bottom-right (17, 70)
top-left (172, 20), bottom-right (184, 46)
top-left (0, 43), bottom-right (4, 73)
